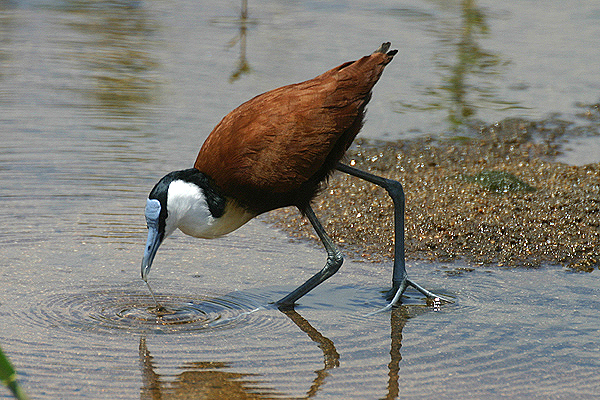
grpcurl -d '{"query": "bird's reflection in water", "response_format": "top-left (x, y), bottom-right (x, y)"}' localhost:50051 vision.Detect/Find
top-left (139, 336), bottom-right (279, 399)
top-left (383, 306), bottom-right (417, 400)
top-left (139, 305), bottom-right (422, 399)
top-left (279, 308), bottom-right (340, 398)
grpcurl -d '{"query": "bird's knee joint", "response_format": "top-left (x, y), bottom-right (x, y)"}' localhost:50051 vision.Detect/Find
top-left (332, 251), bottom-right (343, 263)
top-left (326, 251), bottom-right (344, 271)
top-left (384, 179), bottom-right (404, 200)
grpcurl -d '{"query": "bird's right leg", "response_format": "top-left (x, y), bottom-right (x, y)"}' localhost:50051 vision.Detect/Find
top-left (275, 205), bottom-right (344, 309)
top-left (337, 163), bottom-right (452, 308)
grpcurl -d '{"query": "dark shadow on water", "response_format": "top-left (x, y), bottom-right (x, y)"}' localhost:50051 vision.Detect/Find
top-left (209, 0), bottom-right (257, 83)
top-left (138, 304), bottom-right (429, 400)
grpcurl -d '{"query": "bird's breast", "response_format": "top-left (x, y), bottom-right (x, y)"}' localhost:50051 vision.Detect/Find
top-left (178, 199), bottom-right (257, 239)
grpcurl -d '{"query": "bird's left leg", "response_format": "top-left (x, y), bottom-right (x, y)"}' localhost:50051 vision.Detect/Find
top-left (275, 205), bottom-right (344, 309)
top-left (337, 163), bottom-right (452, 307)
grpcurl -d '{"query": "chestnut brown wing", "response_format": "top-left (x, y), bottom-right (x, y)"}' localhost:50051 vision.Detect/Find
top-left (194, 48), bottom-right (396, 213)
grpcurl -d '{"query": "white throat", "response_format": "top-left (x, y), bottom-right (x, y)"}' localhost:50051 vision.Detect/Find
top-left (165, 180), bottom-right (256, 239)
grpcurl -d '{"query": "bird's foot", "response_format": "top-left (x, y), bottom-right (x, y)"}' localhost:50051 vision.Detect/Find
top-left (388, 278), bottom-right (453, 304)
top-left (367, 278), bottom-right (453, 315)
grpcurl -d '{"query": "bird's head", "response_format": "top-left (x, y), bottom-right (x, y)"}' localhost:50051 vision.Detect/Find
top-left (141, 170), bottom-right (178, 282)
top-left (141, 168), bottom-right (251, 282)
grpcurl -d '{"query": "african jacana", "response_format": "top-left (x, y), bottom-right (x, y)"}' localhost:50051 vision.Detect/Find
top-left (142, 43), bottom-right (449, 309)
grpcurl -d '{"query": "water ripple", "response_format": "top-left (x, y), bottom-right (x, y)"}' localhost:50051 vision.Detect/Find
top-left (23, 288), bottom-right (272, 334)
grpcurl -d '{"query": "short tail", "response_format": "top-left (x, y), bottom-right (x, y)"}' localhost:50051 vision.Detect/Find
top-left (373, 42), bottom-right (398, 58)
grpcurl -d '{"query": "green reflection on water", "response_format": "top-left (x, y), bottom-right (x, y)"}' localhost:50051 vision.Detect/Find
top-left (394, 0), bottom-right (527, 131)
top-left (226, 0), bottom-right (253, 83)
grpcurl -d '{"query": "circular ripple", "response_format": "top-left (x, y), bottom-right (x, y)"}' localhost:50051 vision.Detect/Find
top-left (25, 289), bottom-right (268, 334)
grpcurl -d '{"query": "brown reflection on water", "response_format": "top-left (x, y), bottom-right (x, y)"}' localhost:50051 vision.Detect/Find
top-left (0, 1), bottom-right (15, 86)
top-left (59, 0), bottom-right (161, 120)
top-left (140, 336), bottom-right (279, 400)
top-left (139, 306), bottom-right (425, 400)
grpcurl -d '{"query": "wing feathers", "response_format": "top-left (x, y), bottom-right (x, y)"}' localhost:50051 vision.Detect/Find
top-left (194, 43), bottom-right (397, 213)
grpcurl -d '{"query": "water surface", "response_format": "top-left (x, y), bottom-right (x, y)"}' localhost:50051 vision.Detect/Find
top-left (1, 0), bottom-right (599, 399)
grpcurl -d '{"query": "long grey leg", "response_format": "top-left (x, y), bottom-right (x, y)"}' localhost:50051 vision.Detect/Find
top-left (336, 163), bottom-right (407, 290)
top-left (337, 163), bottom-right (452, 306)
top-left (276, 205), bottom-right (344, 308)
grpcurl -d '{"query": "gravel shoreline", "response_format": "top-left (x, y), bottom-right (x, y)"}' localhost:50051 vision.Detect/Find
top-left (265, 116), bottom-right (600, 272)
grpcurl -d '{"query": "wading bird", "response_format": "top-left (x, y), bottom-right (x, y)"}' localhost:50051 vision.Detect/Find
top-left (141, 43), bottom-right (448, 309)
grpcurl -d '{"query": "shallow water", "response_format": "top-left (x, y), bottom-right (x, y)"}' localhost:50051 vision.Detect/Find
top-left (1, 0), bottom-right (599, 399)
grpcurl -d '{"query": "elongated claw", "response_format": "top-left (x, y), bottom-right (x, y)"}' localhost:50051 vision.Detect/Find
top-left (368, 279), bottom-right (453, 315)
top-left (406, 278), bottom-right (453, 304)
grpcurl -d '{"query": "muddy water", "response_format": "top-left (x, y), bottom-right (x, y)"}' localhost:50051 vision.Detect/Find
top-left (1, 1), bottom-right (599, 399)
